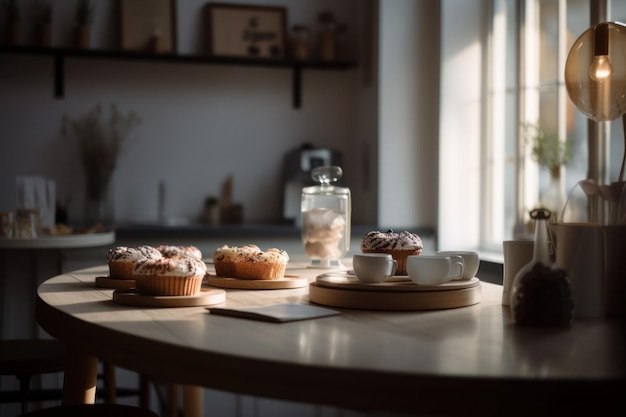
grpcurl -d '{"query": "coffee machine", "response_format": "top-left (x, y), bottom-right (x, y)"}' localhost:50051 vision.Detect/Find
top-left (282, 143), bottom-right (342, 224)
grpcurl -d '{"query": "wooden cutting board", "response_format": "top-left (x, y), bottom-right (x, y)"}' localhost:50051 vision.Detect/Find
top-left (112, 288), bottom-right (226, 308)
top-left (95, 276), bottom-right (136, 289)
top-left (309, 278), bottom-right (481, 311)
top-left (206, 274), bottom-right (308, 289)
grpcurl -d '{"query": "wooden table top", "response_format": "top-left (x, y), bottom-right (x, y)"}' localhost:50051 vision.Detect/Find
top-left (36, 262), bottom-right (625, 416)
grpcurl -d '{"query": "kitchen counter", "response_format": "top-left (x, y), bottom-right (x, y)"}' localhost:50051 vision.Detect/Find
top-left (114, 223), bottom-right (437, 241)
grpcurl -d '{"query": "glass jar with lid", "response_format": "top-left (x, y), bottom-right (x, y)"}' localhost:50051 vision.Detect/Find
top-left (301, 166), bottom-right (351, 268)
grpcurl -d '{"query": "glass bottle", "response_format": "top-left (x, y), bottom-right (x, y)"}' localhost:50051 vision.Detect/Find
top-left (301, 166), bottom-right (351, 268)
top-left (510, 208), bottom-right (574, 325)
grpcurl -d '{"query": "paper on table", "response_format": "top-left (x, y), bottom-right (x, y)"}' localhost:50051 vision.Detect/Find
top-left (207, 303), bottom-right (340, 323)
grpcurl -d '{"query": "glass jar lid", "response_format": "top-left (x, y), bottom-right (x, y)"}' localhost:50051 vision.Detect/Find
top-left (302, 166), bottom-right (350, 196)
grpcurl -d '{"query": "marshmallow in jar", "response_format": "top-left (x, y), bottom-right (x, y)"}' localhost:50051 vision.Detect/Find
top-left (301, 166), bottom-right (351, 267)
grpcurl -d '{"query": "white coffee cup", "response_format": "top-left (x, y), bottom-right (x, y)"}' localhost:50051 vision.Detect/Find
top-left (501, 240), bottom-right (534, 305)
top-left (406, 255), bottom-right (464, 285)
top-left (353, 253), bottom-right (398, 283)
top-left (436, 251), bottom-right (479, 279)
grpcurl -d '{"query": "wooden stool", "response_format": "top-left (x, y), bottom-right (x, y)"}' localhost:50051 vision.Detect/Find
top-left (18, 404), bottom-right (159, 416)
top-left (0, 339), bottom-right (66, 414)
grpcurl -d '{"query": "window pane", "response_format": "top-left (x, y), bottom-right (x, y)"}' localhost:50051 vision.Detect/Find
top-left (609, 1), bottom-right (626, 183)
top-left (564, 0), bottom-right (590, 195)
top-left (486, 0), bottom-right (519, 249)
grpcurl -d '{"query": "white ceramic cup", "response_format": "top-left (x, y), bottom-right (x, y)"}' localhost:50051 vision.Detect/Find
top-left (436, 251), bottom-right (479, 280)
top-left (406, 255), bottom-right (464, 285)
top-left (352, 253), bottom-right (398, 283)
top-left (501, 240), bottom-right (534, 306)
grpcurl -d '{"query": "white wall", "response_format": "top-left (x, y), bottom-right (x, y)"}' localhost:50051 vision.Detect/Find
top-left (0, 0), bottom-right (379, 226)
top-left (438, 0), bottom-right (484, 251)
top-left (378, 0), bottom-right (440, 229)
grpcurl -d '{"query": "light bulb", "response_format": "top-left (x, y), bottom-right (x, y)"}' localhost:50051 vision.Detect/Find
top-left (589, 55), bottom-right (613, 81)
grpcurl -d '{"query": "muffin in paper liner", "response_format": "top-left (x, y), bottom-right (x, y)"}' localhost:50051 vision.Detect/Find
top-left (233, 262), bottom-right (287, 280)
top-left (212, 245), bottom-right (289, 280)
top-left (108, 262), bottom-right (135, 280)
top-left (214, 261), bottom-right (237, 278)
top-left (134, 275), bottom-right (203, 296)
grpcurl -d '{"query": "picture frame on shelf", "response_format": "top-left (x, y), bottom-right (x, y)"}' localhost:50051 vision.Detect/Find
top-left (119, 0), bottom-right (176, 53)
top-left (204, 3), bottom-right (287, 59)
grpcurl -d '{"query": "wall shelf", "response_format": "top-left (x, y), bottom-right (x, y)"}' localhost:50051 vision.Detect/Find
top-left (0, 45), bottom-right (357, 108)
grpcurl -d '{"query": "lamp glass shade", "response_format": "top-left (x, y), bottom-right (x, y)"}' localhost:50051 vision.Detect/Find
top-left (564, 21), bottom-right (626, 122)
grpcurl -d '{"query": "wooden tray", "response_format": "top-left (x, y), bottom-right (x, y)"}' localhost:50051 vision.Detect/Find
top-left (316, 273), bottom-right (479, 292)
top-left (206, 274), bottom-right (308, 289)
top-left (112, 288), bottom-right (226, 308)
top-left (309, 277), bottom-right (481, 311)
top-left (95, 276), bottom-right (136, 290)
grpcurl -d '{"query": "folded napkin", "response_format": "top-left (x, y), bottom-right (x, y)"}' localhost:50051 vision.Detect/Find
top-left (207, 303), bottom-right (340, 323)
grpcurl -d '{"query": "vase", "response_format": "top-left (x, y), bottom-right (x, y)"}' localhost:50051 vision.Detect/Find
top-left (84, 173), bottom-right (114, 229)
top-left (540, 166), bottom-right (566, 222)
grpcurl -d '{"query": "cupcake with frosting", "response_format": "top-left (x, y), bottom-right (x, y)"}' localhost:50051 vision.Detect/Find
top-left (157, 245), bottom-right (203, 260)
top-left (132, 255), bottom-right (207, 296)
top-left (107, 245), bottom-right (163, 280)
top-left (360, 230), bottom-right (423, 275)
top-left (212, 244), bottom-right (289, 280)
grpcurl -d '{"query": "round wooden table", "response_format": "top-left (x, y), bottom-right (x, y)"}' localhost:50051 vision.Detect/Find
top-left (1, 231), bottom-right (115, 339)
top-left (0, 232), bottom-right (115, 250)
top-left (36, 263), bottom-right (625, 416)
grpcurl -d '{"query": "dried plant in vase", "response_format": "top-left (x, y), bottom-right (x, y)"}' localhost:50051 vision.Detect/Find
top-left (523, 122), bottom-right (572, 221)
top-left (63, 103), bottom-right (141, 226)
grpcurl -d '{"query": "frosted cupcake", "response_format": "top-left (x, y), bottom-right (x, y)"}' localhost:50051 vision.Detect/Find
top-left (132, 255), bottom-right (207, 296)
top-left (107, 246), bottom-right (163, 280)
top-left (360, 230), bottom-right (423, 275)
top-left (212, 244), bottom-right (289, 280)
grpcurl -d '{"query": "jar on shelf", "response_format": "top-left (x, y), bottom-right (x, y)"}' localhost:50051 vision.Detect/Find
top-left (301, 166), bottom-right (351, 268)
top-left (291, 25), bottom-right (310, 61)
top-left (317, 11), bottom-right (338, 61)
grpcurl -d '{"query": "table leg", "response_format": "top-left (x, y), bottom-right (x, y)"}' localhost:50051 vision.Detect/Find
top-left (182, 385), bottom-right (203, 417)
top-left (62, 350), bottom-right (98, 405)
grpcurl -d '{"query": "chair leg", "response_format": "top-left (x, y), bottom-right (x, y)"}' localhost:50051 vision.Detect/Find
top-left (139, 374), bottom-right (150, 409)
top-left (102, 362), bottom-right (116, 404)
top-left (168, 384), bottom-right (178, 417)
top-left (17, 374), bottom-right (32, 414)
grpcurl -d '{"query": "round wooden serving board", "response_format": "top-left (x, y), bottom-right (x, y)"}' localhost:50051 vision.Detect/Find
top-left (95, 276), bottom-right (136, 290)
top-left (309, 274), bottom-right (481, 311)
top-left (316, 273), bottom-right (479, 292)
top-left (112, 288), bottom-right (226, 308)
top-left (206, 274), bottom-right (308, 289)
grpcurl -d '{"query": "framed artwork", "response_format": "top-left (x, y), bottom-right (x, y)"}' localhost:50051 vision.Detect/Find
top-left (204, 3), bottom-right (287, 59)
top-left (119, 0), bottom-right (176, 53)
